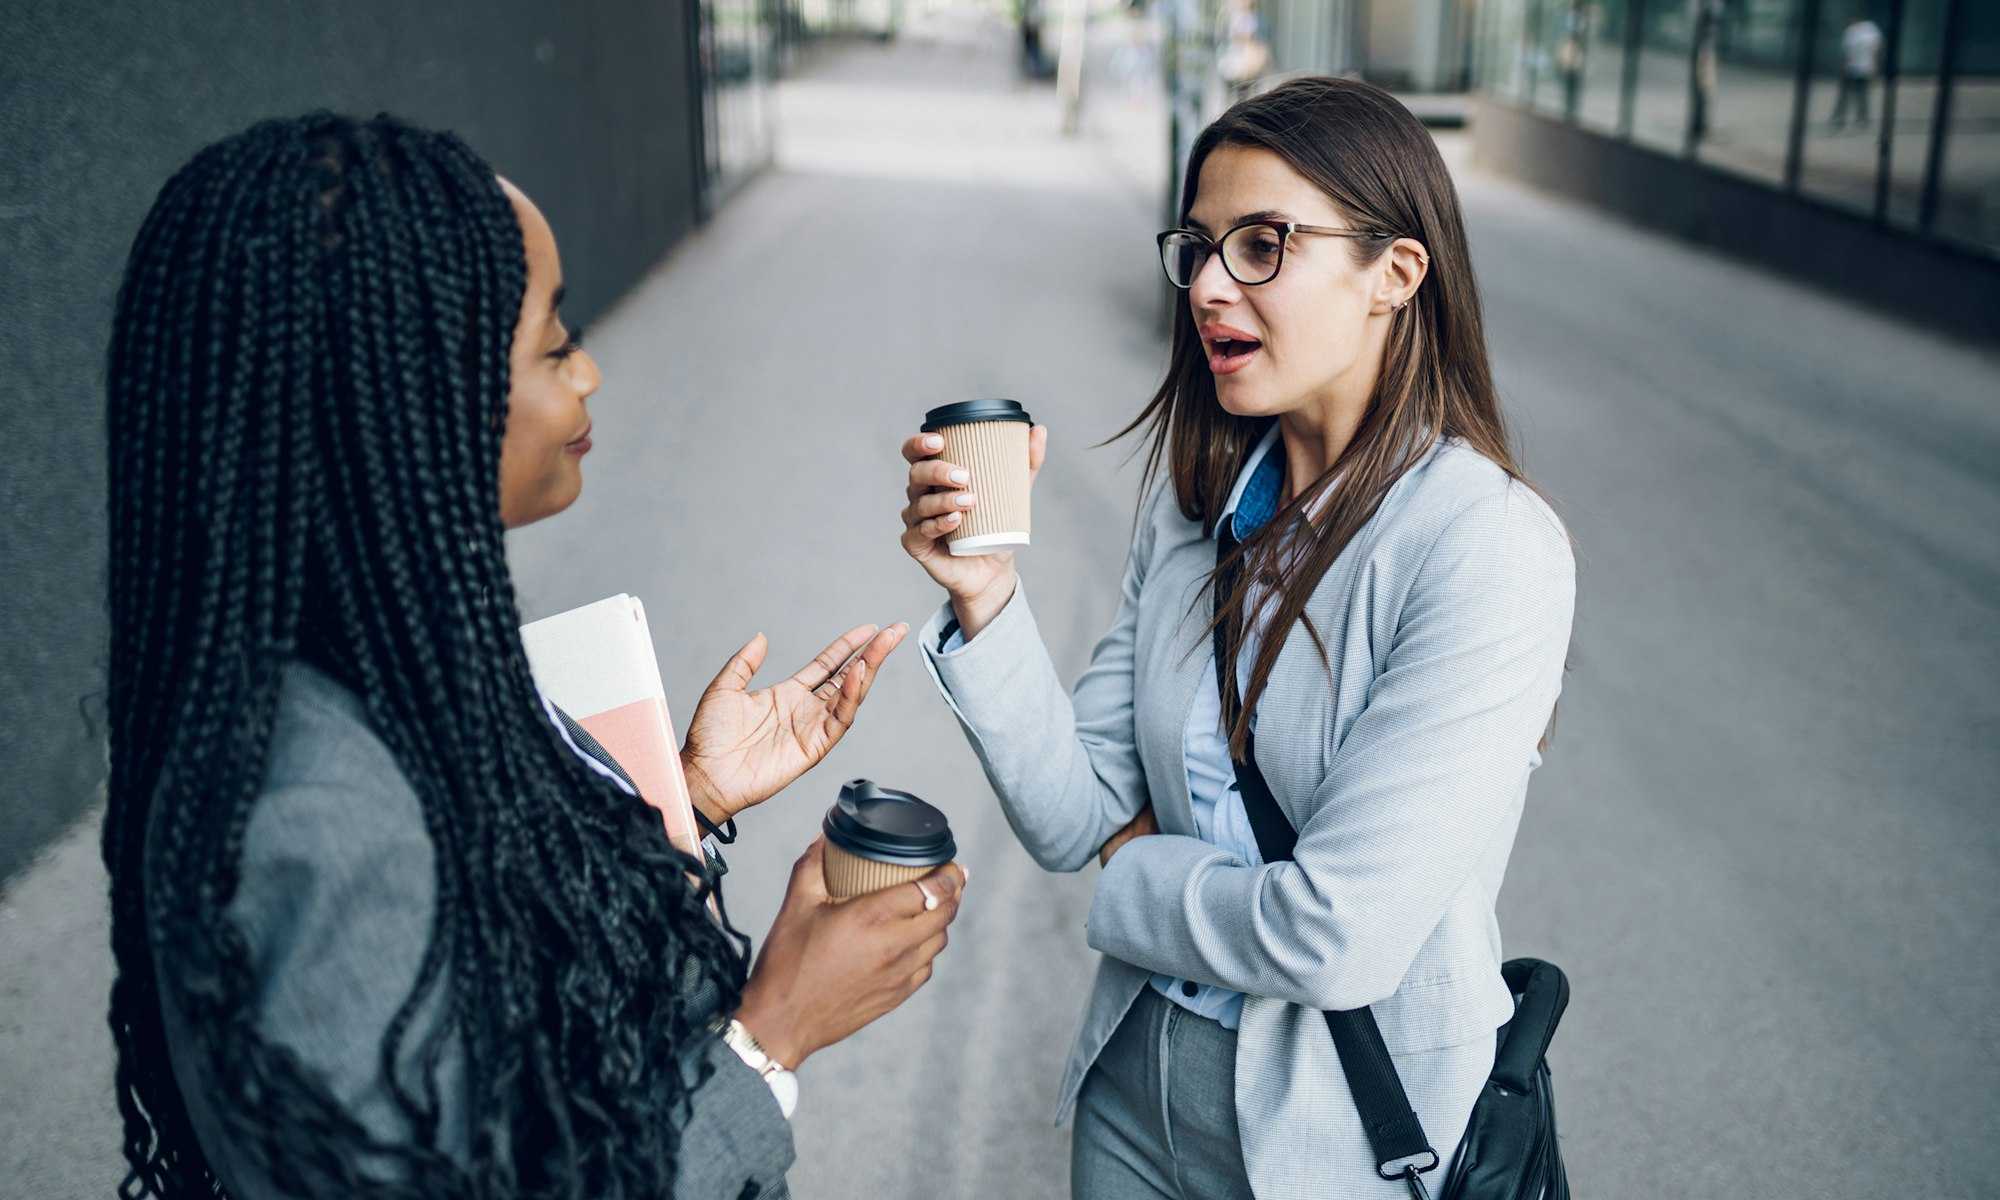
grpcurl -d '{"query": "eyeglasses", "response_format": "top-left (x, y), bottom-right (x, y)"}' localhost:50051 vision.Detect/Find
top-left (1155, 220), bottom-right (1390, 289)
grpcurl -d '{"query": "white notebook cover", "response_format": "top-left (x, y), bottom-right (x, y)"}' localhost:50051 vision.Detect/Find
top-left (520, 594), bottom-right (703, 860)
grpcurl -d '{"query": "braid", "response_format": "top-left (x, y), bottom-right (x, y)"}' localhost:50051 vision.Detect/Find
top-left (104, 113), bottom-right (749, 1199)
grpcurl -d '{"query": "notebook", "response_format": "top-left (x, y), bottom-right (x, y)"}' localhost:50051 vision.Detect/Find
top-left (520, 594), bottom-right (703, 861)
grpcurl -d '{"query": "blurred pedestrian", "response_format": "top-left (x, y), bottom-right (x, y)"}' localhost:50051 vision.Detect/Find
top-left (1688, 0), bottom-right (1724, 147)
top-left (896, 77), bottom-right (1574, 1198)
top-left (1552, 3), bottom-right (1593, 122)
top-left (1830, 12), bottom-right (1884, 131)
top-left (1216, 0), bottom-right (1271, 103)
top-left (102, 113), bottom-right (964, 1200)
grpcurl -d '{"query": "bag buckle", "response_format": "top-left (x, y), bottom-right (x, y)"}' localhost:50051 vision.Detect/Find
top-left (1396, 1165), bottom-right (1434, 1200)
top-left (1379, 1151), bottom-right (1439, 1200)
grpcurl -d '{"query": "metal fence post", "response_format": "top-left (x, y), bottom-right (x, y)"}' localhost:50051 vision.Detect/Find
top-left (1619, 0), bottom-right (1646, 139)
top-left (1783, 0), bottom-right (1823, 193)
top-left (1919, 0), bottom-right (1964, 234)
top-left (1874, 0), bottom-right (1907, 222)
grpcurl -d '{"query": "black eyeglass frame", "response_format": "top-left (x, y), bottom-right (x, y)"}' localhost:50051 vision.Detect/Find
top-left (1155, 220), bottom-right (1392, 289)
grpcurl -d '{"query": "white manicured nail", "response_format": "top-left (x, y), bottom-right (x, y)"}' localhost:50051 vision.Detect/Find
top-left (949, 469), bottom-right (970, 485)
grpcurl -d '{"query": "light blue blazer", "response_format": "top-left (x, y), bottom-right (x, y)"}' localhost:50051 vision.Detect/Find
top-left (918, 436), bottom-right (1576, 1196)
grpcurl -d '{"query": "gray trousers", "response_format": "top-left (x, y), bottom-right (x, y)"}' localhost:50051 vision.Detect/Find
top-left (1071, 987), bottom-right (1256, 1199)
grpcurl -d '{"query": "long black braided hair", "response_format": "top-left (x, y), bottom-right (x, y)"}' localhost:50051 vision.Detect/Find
top-left (103, 112), bottom-right (750, 1198)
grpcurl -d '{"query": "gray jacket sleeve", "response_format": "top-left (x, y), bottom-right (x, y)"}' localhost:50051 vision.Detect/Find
top-left (917, 510), bottom-right (1160, 874)
top-left (153, 665), bottom-right (794, 1200)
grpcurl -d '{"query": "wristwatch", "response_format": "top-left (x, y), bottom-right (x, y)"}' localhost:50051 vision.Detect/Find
top-left (715, 1017), bottom-right (799, 1120)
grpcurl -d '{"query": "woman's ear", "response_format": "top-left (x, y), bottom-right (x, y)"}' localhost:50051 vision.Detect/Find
top-left (1375, 237), bottom-right (1431, 313)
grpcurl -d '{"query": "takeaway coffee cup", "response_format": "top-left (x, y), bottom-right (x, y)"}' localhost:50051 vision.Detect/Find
top-left (921, 399), bottom-right (1034, 556)
top-left (821, 778), bottom-right (957, 901)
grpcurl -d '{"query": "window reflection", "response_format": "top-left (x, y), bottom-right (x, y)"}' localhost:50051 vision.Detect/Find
top-left (1932, 5), bottom-right (2000, 248)
top-left (702, 0), bottom-right (779, 206)
top-left (1472, 0), bottom-right (2000, 254)
top-left (1628, 1), bottom-right (1694, 156)
top-left (1692, 0), bottom-right (1802, 190)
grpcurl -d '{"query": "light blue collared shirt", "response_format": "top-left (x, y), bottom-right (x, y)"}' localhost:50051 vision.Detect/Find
top-left (1146, 423), bottom-right (1285, 1029)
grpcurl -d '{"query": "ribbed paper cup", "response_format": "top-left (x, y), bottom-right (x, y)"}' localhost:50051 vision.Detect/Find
top-left (823, 842), bottom-right (941, 902)
top-left (821, 778), bottom-right (957, 903)
top-left (923, 400), bottom-right (1033, 557)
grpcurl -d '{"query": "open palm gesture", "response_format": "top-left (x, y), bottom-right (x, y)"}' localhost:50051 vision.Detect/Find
top-left (680, 622), bottom-right (908, 824)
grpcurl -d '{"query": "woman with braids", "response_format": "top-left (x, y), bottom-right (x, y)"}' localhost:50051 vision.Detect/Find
top-left (104, 112), bottom-right (965, 1200)
top-left (895, 79), bottom-right (1574, 1196)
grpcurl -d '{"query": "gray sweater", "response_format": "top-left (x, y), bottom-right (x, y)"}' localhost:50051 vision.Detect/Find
top-left (145, 661), bottom-right (795, 1199)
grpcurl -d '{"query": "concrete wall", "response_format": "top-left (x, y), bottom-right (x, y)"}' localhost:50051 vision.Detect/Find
top-left (0, 0), bottom-right (705, 886)
top-left (1470, 96), bottom-right (2000, 347)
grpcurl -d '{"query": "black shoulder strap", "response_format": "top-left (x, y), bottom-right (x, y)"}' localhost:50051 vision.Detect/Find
top-left (1213, 535), bottom-right (1439, 1197)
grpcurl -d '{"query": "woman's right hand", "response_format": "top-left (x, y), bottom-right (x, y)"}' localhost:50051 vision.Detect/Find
top-left (733, 839), bottom-right (967, 1070)
top-left (898, 426), bottom-right (1049, 641)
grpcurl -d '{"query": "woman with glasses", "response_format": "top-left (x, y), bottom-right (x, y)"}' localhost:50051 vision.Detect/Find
top-left (894, 78), bottom-right (1574, 1197)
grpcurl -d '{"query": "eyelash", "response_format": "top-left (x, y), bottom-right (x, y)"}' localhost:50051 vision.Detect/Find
top-left (550, 326), bottom-right (585, 360)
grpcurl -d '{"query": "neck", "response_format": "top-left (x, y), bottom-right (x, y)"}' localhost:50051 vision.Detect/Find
top-left (1275, 346), bottom-right (1383, 502)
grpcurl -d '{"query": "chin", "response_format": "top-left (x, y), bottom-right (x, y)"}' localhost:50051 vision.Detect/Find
top-left (1213, 377), bottom-right (1282, 419)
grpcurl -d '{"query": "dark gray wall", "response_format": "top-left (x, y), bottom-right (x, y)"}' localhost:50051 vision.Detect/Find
top-left (1469, 98), bottom-right (2000, 347)
top-left (0, 1), bottom-right (704, 885)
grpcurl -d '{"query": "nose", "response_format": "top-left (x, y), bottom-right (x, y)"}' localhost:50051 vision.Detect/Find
top-left (1187, 246), bottom-right (1241, 313)
top-left (570, 348), bottom-right (603, 398)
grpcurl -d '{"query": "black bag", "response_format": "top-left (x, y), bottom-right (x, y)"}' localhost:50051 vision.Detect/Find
top-left (1213, 538), bottom-right (1570, 1200)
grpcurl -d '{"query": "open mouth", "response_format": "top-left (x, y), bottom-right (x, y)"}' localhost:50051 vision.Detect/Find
top-left (1205, 336), bottom-right (1262, 374)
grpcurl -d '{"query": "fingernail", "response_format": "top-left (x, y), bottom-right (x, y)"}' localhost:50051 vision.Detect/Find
top-left (956, 493), bottom-right (977, 507)
top-left (943, 512), bottom-right (961, 524)
top-left (925, 435), bottom-right (943, 450)
top-left (949, 468), bottom-right (970, 485)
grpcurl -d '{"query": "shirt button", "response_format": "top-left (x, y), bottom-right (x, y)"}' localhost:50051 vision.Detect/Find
top-left (1182, 981), bottom-right (1199, 998)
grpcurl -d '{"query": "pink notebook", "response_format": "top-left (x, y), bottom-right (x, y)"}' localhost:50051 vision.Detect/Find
top-left (520, 595), bottom-right (702, 860)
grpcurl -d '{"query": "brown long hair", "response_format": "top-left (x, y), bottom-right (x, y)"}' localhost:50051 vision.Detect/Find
top-left (1117, 76), bottom-right (1538, 756)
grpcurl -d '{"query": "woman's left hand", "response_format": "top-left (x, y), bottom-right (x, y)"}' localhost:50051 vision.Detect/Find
top-left (681, 623), bottom-right (908, 825)
top-left (1098, 803), bottom-right (1158, 868)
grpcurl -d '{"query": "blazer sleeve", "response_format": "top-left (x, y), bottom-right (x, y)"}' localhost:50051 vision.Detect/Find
top-left (170, 684), bottom-right (795, 1199)
top-left (918, 509), bottom-right (1159, 874)
top-left (1084, 487), bottom-right (1576, 1010)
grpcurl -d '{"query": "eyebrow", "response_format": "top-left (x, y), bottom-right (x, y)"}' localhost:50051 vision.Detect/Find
top-left (547, 284), bottom-right (567, 324)
top-left (1185, 209), bottom-right (1292, 233)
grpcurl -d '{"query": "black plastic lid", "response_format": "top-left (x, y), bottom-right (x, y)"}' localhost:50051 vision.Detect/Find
top-left (921, 399), bottom-right (1033, 432)
top-left (821, 779), bottom-right (957, 867)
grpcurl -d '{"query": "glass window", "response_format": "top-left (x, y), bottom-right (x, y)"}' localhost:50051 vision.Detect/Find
top-left (1931, 3), bottom-right (2000, 251)
top-left (1630, 0), bottom-right (1695, 156)
top-left (1581, 0), bottom-right (1640, 134)
top-left (1796, 3), bottom-right (1885, 213)
top-left (1517, 0), bottom-right (1627, 130)
top-left (1476, 0), bottom-right (1537, 105)
top-left (701, 0), bottom-right (778, 207)
top-left (1867, 0), bottom-right (1951, 229)
top-left (1693, 0), bottom-right (1805, 191)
